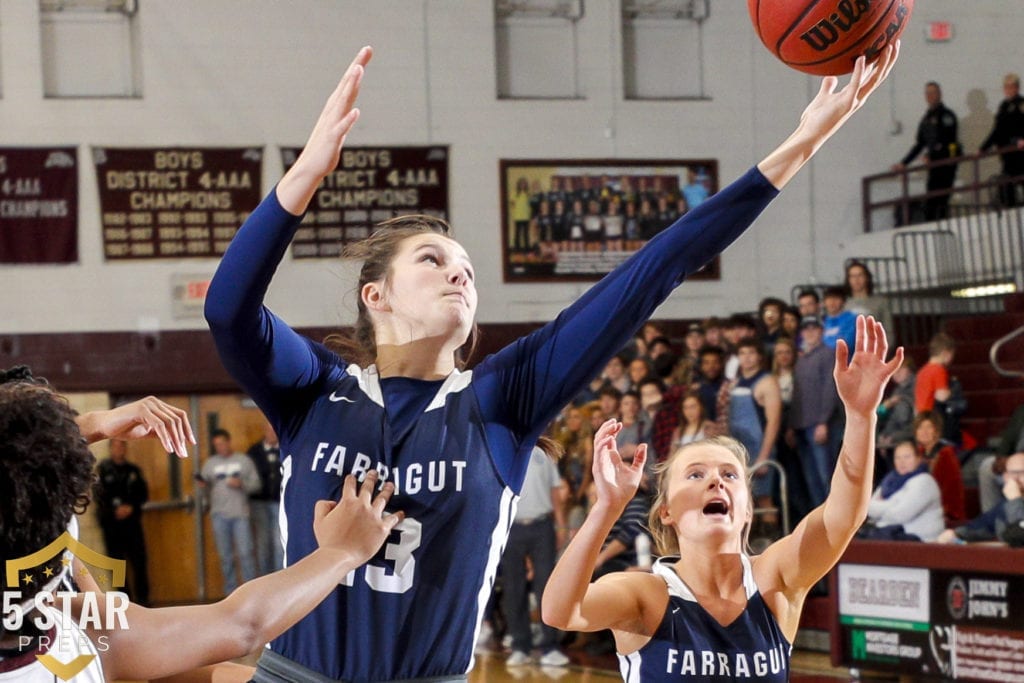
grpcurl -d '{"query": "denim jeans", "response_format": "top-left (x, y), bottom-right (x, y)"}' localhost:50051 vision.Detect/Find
top-left (251, 499), bottom-right (284, 575)
top-left (211, 513), bottom-right (257, 593)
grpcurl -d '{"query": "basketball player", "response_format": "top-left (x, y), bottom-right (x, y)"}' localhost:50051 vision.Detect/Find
top-left (204, 42), bottom-right (899, 681)
top-left (0, 370), bottom-right (401, 682)
top-left (543, 317), bottom-right (901, 681)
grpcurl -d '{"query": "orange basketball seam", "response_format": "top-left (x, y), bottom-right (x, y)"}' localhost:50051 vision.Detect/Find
top-left (788, 0), bottom-right (899, 67)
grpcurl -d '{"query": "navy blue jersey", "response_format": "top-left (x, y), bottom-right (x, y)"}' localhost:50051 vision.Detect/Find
top-left (205, 168), bottom-right (777, 681)
top-left (618, 557), bottom-right (791, 683)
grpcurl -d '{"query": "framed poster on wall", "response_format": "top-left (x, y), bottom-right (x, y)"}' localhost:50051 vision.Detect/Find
top-left (500, 158), bottom-right (718, 282)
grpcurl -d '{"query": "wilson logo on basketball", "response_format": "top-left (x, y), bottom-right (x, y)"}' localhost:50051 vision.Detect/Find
top-left (799, 0), bottom-right (874, 52)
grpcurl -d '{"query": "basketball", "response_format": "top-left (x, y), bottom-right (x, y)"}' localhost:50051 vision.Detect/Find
top-left (749, 0), bottom-right (914, 76)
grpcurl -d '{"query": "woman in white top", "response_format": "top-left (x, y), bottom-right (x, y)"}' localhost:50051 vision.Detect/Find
top-left (670, 391), bottom-right (715, 450)
top-left (865, 440), bottom-right (945, 541)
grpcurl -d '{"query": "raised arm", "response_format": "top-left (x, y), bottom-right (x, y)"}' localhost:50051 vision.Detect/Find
top-left (204, 48), bottom-right (372, 416)
top-left (758, 44), bottom-right (899, 189)
top-left (94, 472), bottom-right (402, 682)
top-left (759, 317), bottom-right (902, 606)
top-left (475, 45), bottom-right (900, 485)
top-left (543, 421), bottom-right (650, 633)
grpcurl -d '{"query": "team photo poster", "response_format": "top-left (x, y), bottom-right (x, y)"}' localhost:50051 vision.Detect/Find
top-left (500, 159), bottom-right (718, 283)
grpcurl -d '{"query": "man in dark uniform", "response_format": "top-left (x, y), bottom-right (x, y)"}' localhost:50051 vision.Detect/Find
top-left (981, 73), bottom-right (1024, 207)
top-left (893, 81), bottom-right (961, 221)
top-left (95, 438), bottom-right (150, 605)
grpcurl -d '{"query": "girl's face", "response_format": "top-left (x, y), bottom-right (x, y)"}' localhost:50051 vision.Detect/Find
top-left (893, 444), bottom-right (922, 475)
top-left (604, 357), bottom-right (625, 380)
top-left (915, 419), bottom-right (939, 447)
top-left (628, 359), bottom-right (649, 384)
top-left (773, 342), bottom-right (795, 371)
top-left (620, 395), bottom-right (640, 420)
top-left (762, 305), bottom-right (780, 328)
top-left (661, 444), bottom-right (751, 548)
top-left (681, 396), bottom-right (703, 425)
top-left (373, 234), bottom-right (477, 346)
top-left (847, 266), bottom-right (868, 295)
top-left (782, 311), bottom-right (799, 336)
top-left (566, 409), bottom-right (582, 431)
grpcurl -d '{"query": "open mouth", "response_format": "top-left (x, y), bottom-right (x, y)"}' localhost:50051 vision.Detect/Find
top-left (702, 499), bottom-right (730, 517)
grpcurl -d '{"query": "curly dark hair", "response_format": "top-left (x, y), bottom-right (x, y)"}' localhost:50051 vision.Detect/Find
top-left (0, 374), bottom-right (96, 596)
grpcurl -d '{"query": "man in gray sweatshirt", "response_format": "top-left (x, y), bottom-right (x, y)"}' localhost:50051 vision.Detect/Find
top-left (199, 428), bottom-right (261, 593)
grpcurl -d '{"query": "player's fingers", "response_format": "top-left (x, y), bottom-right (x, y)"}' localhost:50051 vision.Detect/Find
top-left (834, 338), bottom-right (850, 373)
top-left (372, 481), bottom-right (395, 515)
top-left (885, 346), bottom-right (905, 374)
top-left (342, 473), bottom-right (358, 500)
top-left (314, 499), bottom-right (336, 522)
top-left (383, 510), bottom-right (404, 531)
top-left (875, 319), bottom-right (889, 360)
top-left (149, 400), bottom-right (188, 456)
top-left (633, 444), bottom-right (648, 471)
top-left (359, 469), bottom-right (379, 503)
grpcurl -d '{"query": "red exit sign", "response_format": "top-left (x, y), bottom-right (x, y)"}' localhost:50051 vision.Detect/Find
top-left (927, 21), bottom-right (953, 42)
top-left (185, 280), bottom-right (210, 300)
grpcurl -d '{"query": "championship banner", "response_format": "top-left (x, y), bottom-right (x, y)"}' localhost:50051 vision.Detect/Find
top-left (0, 147), bottom-right (78, 264)
top-left (280, 146), bottom-right (449, 258)
top-left (93, 147), bottom-right (262, 260)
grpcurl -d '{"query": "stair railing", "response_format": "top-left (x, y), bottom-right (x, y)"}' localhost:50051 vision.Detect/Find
top-left (990, 324), bottom-right (1024, 379)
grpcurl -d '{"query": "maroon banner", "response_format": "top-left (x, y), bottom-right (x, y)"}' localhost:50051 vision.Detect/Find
top-left (94, 147), bottom-right (263, 259)
top-left (281, 146), bottom-right (449, 258)
top-left (0, 147), bottom-right (78, 264)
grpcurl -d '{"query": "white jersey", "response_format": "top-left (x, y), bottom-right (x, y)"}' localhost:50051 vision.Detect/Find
top-left (0, 607), bottom-right (104, 683)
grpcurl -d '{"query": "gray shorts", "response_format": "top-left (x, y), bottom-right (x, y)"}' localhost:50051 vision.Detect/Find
top-left (251, 649), bottom-right (469, 683)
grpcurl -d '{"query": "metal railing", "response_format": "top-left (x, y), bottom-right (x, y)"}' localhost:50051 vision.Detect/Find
top-left (990, 325), bottom-right (1024, 379)
top-left (862, 145), bottom-right (1024, 233)
top-left (749, 459), bottom-right (790, 537)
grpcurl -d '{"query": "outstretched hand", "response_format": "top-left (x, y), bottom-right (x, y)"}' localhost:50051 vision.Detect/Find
top-left (834, 315), bottom-right (903, 419)
top-left (314, 471), bottom-right (403, 568)
top-left (797, 41), bottom-right (900, 149)
top-left (591, 419), bottom-right (647, 510)
top-left (76, 396), bottom-right (196, 456)
top-left (277, 46), bottom-right (372, 214)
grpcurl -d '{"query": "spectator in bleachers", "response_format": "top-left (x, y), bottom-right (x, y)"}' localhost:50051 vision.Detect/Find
top-left (822, 285), bottom-right (857, 352)
top-left (773, 336), bottom-right (811, 523)
top-left (891, 81), bottom-right (961, 221)
top-left (616, 391), bottom-right (650, 461)
top-left (758, 297), bottom-right (788, 357)
top-left (717, 338), bottom-right (782, 532)
top-left (722, 313), bottom-right (758, 380)
top-left (914, 332), bottom-right (955, 413)
top-left (782, 305), bottom-right (801, 341)
top-left (694, 345), bottom-right (727, 421)
top-left (877, 356), bottom-right (918, 455)
top-left (862, 440), bottom-right (945, 541)
top-left (683, 322), bottom-right (705, 364)
top-left (797, 288), bottom-right (821, 318)
top-left (597, 385), bottom-right (623, 422)
top-left (553, 406), bottom-right (594, 532)
top-left (702, 316), bottom-right (725, 350)
top-left (669, 390), bottom-right (714, 451)
top-left (980, 73), bottom-right (1024, 208)
top-left (601, 354), bottom-right (631, 394)
top-left (790, 315), bottom-right (843, 508)
top-left (975, 403), bottom-right (1024, 512)
top-left (914, 410), bottom-right (966, 526)
top-left (627, 356), bottom-right (653, 392)
top-left (845, 261), bottom-right (894, 340)
top-left (937, 452), bottom-right (1024, 544)
top-left (647, 336), bottom-right (674, 362)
